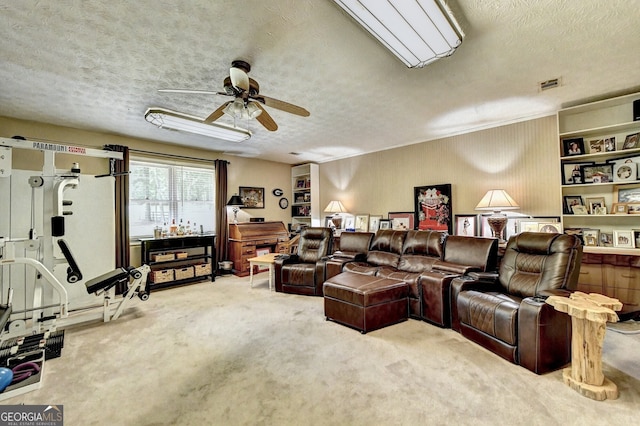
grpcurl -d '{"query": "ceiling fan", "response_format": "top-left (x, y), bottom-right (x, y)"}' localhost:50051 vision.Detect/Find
top-left (159, 60), bottom-right (310, 132)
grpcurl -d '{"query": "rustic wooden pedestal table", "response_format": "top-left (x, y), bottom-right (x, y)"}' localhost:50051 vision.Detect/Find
top-left (546, 292), bottom-right (623, 401)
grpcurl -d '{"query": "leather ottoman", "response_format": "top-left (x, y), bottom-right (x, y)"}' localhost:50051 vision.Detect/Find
top-left (323, 271), bottom-right (409, 333)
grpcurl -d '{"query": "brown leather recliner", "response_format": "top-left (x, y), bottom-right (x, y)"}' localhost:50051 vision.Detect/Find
top-left (275, 227), bottom-right (333, 296)
top-left (450, 232), bottom-right (583, 374)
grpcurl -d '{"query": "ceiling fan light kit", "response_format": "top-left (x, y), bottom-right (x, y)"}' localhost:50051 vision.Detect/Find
top-left (333, 0), bottom-right (464, 68)
top-left (144, 108), bottom-right (251, 142)
top-left (158, 60), bottom-right (310, 132)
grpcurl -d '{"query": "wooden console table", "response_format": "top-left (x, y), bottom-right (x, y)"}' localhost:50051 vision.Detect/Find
top-left (546, 292), bottom-right (623, 401)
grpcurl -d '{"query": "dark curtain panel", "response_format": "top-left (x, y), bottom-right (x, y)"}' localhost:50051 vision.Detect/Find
top-left (214, 160), bottom-right (229, 270)
top-left (104, 144), bottom-right (130, 271)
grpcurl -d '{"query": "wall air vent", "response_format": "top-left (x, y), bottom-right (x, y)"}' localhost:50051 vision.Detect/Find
top-left (539, 78), bottom-right (560, 91)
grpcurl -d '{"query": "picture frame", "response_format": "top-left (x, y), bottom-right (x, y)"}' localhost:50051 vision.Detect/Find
top-left (455, 214), bottom-right (478, 236)
top-left (562, 162), bottom-right (593, 185)
top-left (614, 183), bottom-right (640, 203)
top-left (607, 154), bottom-right (640, 168)
top-left (388, 212), bottom-right (414, 231)
top-left (622, 132), bottom-right (639, 150)
top-left (414, 184), bottom-right (452, 233)
top-left (537, 222), bottom-right (562, 234)
top-left (613, 162), bottom-right (637, 182)
top-left (588, 139), bottom-right (605, 154)
top-left (593, 206), bottom-right (607, 215)
top-left (626, 203), bottom-right (640, 214)
top-left (239, 186), bottom-right (265, 208)
top-left (518, 220), bottom-right (540, 233)
top-left (634, 230), bottom-right (640, 248)
top-left (379, 219), bottom-right (391, 230)
top-left (343, 214), bottom-right (355, 231)
top-left (354, 214), bottom-right (370, 232)
top-left (612, 203), bottom-right (629, 214)
top-left (571, 205), bottom-right (589, 215)
top-left (614, 230), bottom-right (635, 248)
top-left (562, 138), bottom-right (585, 156)
top-left (585, 197), bottom-right (605, 214)
top-left (295, 179), bottom-right (306, 188)
top-left (563, 195), bottom-right (584, 214)
top-left (582, 228), bottom-right (600, 246)
top-left (604, 137), bottom-right (616, 152)
top-left (600, 232), bottom-right (614, 247)
top-left (368, 215), bottom-right (383, 232)
top-left (580, 163), bottom-right (613, 184)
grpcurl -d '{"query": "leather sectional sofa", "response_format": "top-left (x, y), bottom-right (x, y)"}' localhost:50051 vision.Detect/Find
top-left (323, 230), bottom-right (498, 331)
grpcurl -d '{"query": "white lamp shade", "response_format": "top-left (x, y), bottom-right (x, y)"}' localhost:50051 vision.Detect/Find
top-left (475, 190), bottom-right (520, 212)
top-left (324, 200), bottom-right (348, 214)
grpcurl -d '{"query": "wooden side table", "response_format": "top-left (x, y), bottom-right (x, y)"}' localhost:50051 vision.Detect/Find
top-left (546, 292), bottom-right (623, 401)
top-left (248, 253), bottom-right (279, 291)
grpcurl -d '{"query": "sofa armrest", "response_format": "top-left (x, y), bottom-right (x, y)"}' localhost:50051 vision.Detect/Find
top-left (274, 255), bottom-right (300, 292)
top-left (450, 275), bottom-right (501, 331)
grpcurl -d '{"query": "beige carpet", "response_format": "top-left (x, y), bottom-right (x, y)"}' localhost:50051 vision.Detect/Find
top-left (3, 274), bottom-right (639, 425)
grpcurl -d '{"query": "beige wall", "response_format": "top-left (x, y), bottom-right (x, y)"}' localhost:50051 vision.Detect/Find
top-left (319, 115), bottom-right (561, 220)
top-left (1, 116), bottom-right (292, 265)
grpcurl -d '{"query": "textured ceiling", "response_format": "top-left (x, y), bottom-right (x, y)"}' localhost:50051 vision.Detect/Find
top-left (1, 0), bottom-right (640, 164)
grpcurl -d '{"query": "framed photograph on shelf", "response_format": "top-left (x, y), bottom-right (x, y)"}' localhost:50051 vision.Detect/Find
top-left (538, 222), bottom-right (562, 234)
top-left (627, 203), bottom-right (640, 214)
top-left (585, 197), bottom-right (605, 214)
top-left (379, 219), bottom-right (391, 230)
top-left (588, 139), bottom-right (605, 154)
top-left (414, 184), bottom-right (452, 233)
top-left (563, 195), bottom-right (584, 214)
top-left (455, 214), bottom-right (478, 236)
top-left (604, 137), bottom-right (616, 152)
top-left (562, 138), bottom-right (585, 156)
top-left (593, 206), bottom-right (607, 215)
top-left (612, 203), bottom-right (629, 214)
top-left (582, 228), bottom-right (600, 246)
top-left (354, 214), bottom-right (370, 232)
top-left (518, 220), bottom-right (540, 233)
top-left (614, 230), bottom-right (635, 248)
top-left (571, 205), bottom-right (589, 215)
top-left (613, 162), bottom-right (637, 182)
top-left (343, 214), bottom-right (355, 231)
top-left (580, 163), bottom-right (613, 184)
top-left (295, 179), bottom-right (306, 188)
top-left (368, 215), bottom-right (383, 232)
top-left (622, 132), bottom-right (639, 150)
top-left (388, 212), bottom-right (414, 231)
top-left (600, 232), bottom-right (614, 247)
top-left (239, 186), bottom-right (265, 208)
top-left (614, 183), bottom-right (640, 203)
top-left (562, 162), bottom-right (593, 185)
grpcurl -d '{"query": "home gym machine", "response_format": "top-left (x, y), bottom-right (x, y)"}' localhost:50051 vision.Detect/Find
top-left (0, 136), bottom-right (150, 341)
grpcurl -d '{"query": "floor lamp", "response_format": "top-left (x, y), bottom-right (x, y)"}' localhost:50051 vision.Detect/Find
top-left (475, 190), bottom-right (519, 242)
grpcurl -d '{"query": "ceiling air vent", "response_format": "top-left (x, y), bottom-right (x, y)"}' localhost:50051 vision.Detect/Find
top-left (288, 152), bottom-right (301, 156)
top-left (539, 78), bottom-right (560, 91)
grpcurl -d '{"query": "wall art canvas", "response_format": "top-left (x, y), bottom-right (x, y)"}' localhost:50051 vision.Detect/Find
top-left (414, 184), bottom-right (452, 233)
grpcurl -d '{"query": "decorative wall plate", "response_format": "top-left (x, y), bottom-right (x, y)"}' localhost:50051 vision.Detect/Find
top-left (279, 197), bottom-right (289, 209)
top-left (272, 188), bottom-right (284, 196)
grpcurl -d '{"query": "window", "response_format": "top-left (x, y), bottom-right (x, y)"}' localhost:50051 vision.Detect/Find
top-left (129, 159), bottom-right (215, 238)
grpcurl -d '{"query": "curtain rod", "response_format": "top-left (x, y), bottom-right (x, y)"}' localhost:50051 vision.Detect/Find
top-left (128, 148), bottom-right (229, 164)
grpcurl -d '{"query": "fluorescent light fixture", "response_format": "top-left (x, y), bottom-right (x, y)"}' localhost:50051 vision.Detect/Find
top-left (144, 107), bottom-right (251, 142)
top-left (334, 0), bottom-right (464, 68)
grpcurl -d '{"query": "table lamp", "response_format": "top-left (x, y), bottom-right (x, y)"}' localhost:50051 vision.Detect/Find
top-left (475, 190), bottom-right (519, 242)
top-left (227, 194), bottom-right (244, 224)
top-left (324, 200), bottom-right (347, 232)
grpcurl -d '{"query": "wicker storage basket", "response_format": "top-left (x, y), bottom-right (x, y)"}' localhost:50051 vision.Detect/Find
top-left (150, 269), bottom-right (174, 283)
top-left (152, 253), bottom-right (175, 262)
top-left (194, 263), bottom-right (212, 277)
top-left (174, 266), bottom-right (194, 280)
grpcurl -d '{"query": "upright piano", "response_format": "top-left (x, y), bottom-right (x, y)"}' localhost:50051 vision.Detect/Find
top-left (228, 221), bottom-right (290, 276)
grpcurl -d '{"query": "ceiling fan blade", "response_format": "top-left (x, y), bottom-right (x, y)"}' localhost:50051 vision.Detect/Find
top-left (254, 103), bottom-right (278, 131)
top-left (205, 101), bottom-right (232, 123)
top-left (158, 89), bottom-right (229, 96)
top-left (254, 95), bottom-right (310, 117)
top-left (230, 67), bottom-right (250, 92)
